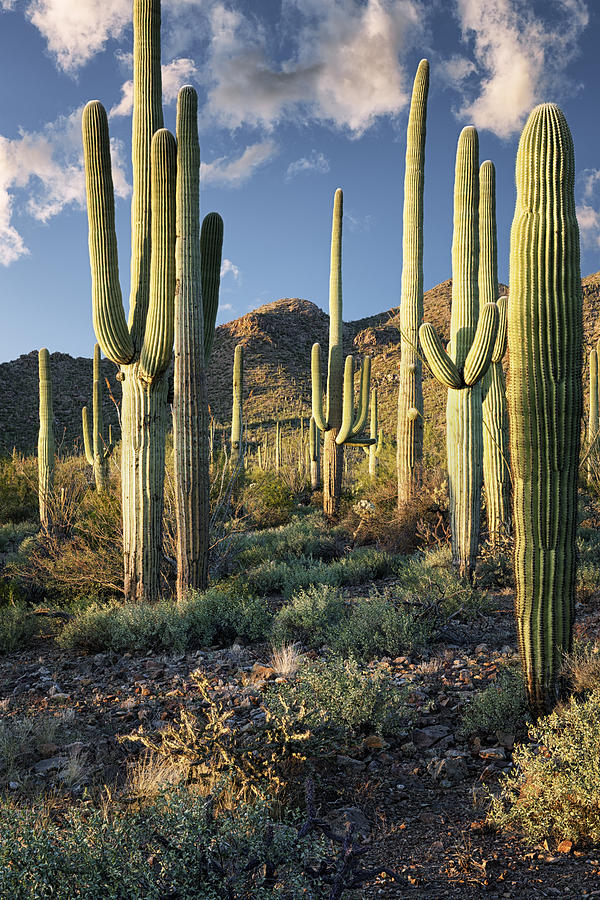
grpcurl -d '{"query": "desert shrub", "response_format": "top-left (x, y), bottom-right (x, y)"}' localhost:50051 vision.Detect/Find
top-left (562, 640), bottom-right (600, 695)
top-left (0, 454), bottom-right (38, 524)
top-left (0, 604), bottom-right (36, 654)
top-left (459, 664), bottom-right (529, 737)
top-left (488, 689), bottom-right (600, 844)
top-left (59, 587), bottom-right (272, 654)
top-left (475, 536), bottom-right (514, 589)
top-left (0, 712), bottom-right (77, 784)
top-left (398, 548), bottom-right (488, 619)
top-left (272, 584), bottom-right (347, 648)
top-left (333, 589), bottom-right (433, 658)
top-left (242, 470), bottom-right (295, 528)
top-left (0, 522), bottom-right (37, 554)
top-left (226, 514), bottom-right (346, 573)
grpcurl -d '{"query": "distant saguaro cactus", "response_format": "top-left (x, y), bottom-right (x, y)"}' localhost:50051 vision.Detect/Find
top-left (508, 103), bottom-right (582, 715)
top-left (365, 388), bottom-right (383, 478)
top-left (38, 348), bottom-right (55, 532)
top-left (82, 343), bottom-right (114, 493)
top-left (230, 344), bottom-right (244, 468)
top-left (588, 348), bottom-right (599, 482)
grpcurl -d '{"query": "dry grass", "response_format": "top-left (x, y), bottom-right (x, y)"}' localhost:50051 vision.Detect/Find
top-left (126, 751), bottom-right (189, 800)
top-left (269, 642), bottom-right (302, 677)
top-left (563, 641), bottom-right (600, 695)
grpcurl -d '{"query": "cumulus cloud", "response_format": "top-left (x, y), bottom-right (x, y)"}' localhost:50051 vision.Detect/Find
top-left (110, 57), bottom-right (199, 117)
top-left (286, 150), bottom-right (329, 179)
top-left (577, 168), bottom-right (600, 248)
top-left (204, 0), bottom-right (424, 135)
top-left (447, 0), bottom-right (589, 138)
top-left (0, 109), bottom-right (129, 266)
top-left (201, 141), bottom-right (278, 186)
top-left (220, 258), bottom-right (240, 280)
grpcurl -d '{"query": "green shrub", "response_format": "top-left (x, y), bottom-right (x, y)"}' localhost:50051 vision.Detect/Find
top-left (459, 664), bottom-right (529, 737)
top-left (0, 604), bottom-right (35, 654)
top-left (0, 454), bottom-right (38, 524)
top-left (227, 514), bottom-right (346, 572)
top-left (0, 522), bottom-right (37, 554)
top-left (488, 689), bottom-right (600, 844)
top-left (333, 589), bottom-right (433, 658)
top-left (399, 548), bottom-right (488, 618)
top-left (242, 471), bottom-right (295, 528)
top-left (272, 584), bottom-right (346, 648)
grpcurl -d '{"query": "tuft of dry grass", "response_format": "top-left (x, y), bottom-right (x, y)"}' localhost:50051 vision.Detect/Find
top-left (563, 641), bottom-right (600, 695)
top-left (269, 642), bottom-right (302, 677)
top-left (126, 751), bottom-right (189, 800)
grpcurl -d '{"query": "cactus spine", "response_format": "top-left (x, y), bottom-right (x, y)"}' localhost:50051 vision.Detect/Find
top-left (479, 160), bottom-right (510, 544)
top-left (173, 85), bottom-right (224, 599)
top-left (82, 0), bottom-right (176, 601)
top-left (397, 59), bottom-right (429, 507)
top-left (312, 189), bottom-right (373, 517)
top-left (82, 343), bottom-right (114, 493)
top-left (230, 344), bottom-right (243, 467)
top-left (588, 349), bottom-right (599, 482)
top-left (419, 127), bottom-right (499, 579)
top-left (309, 416), bottom-right (321, 491)
top-left (508, 103), bottom-right (582, 716)
top-left (38, 348), bottom-right (55, 532)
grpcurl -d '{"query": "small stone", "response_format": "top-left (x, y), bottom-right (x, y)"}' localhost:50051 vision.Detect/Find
top-left (412, 725), bottom-right (451, 749)
top-left (363, 734), bottom-right (384, 750)
top-left (249, 663), bottom-right (276, 684)
top-left (34, 756), bottom-right (67, 775)
top-left (496, 731), bottom-right (515, 749)
top-left (8, 782), bottom-right (19, 790)
top-left (480, 747), bottom-right (506, 761)
top-left (331, 806), bottom-right (371, 838)
top-left (336, 755), bottom-right (366, 772)
top-left (427, 756), bottom-right (468, 783)
top-left (557, 840), bottom-right (573, 854)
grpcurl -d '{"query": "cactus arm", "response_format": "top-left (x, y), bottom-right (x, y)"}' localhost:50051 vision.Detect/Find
top-left (419, 323), bottom-right (463, 388)
top-left (139, 128), bottom-right (177, 382)
top-left (463, 302), bottom-right (499, 386)
top-left (201, 212), bottom-right (224, 363)
top-left (336, 355), bottom-right (356, 444)
top-left (82, 101), bottom-right (134, 366)
top-left (493, 295), bottom-right (508, 362)
top-left (82, 406), bottom-right (94, 465)
top-left (311, 343), bottom-right (328, 432)
top-left (350, 355), bottom-right (371, 437)
top-left (375, 429), bottom-right (384, 456)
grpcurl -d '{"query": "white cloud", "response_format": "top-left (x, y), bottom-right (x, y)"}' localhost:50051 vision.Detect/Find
top-left (286, 150), bottom-right (329, 179)
top-left (201, 140), bottom-right (278, 186)
top-left (0, 109), bottom-right (129, 266)
top-left (220, 258), bottom-right (240, 280)
top-left (577, 204), bottom-right (600, 247)
top-left (204, 0), bottom-right (424, 135)
top-left (577, 168), bottom-right (600, 248)
top-left (110, 57), bottom-right (199, 117)
top-left (447, 0), bottom-right (589, 138)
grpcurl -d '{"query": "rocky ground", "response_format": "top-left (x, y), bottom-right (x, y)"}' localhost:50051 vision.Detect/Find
top-left (2, 586), bottom-right (600, 898)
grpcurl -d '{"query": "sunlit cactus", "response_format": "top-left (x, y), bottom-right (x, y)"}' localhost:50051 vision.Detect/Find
top-left (82, 343), bottom-right (114, 493)
top-left (309, 415), bottom-right (321, 491)
top-left (230, 344), bottom-right (244, 468)
top-left (38, 348), bottom-right (55, 532)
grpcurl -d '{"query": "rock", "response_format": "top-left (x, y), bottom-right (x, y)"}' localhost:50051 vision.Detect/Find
top-left (363, 734), bottom-right (384, 750)
top-left (34, 756), bottom-right (67, 775)
top-left (331, 806), bottom-right (371, 838)
top-left (336, 755), bottom-right (366, 773)
top-left (496, 731), bottom-right (515, 749)
top-left (480, 747), bottom-right (506, 760)
top-left (412, 725), bottom-right (451, 749)
top-left (557, 840), bottom-right (573, 854)
top-left (249, 664), bottom-right (276, 684)
top-left (427, 756), bottom-right (468, 783)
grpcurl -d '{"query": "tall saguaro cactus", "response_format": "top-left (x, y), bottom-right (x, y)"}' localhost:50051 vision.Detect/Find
top-left (397, 58), bottom-right (429, 508)
top-left (479, 160), bottom-right (510, 544)
top-left (588, 349), bottom-right (599, 482)
top-left (309, 416), bottom-right (321, 491)
top-left (38, 348), bottom-right (55, 532)
top-left (173, 84), bottom-right (223, 599)
top-left (508, 103), bottom-right (582, 716)
top-left (230, 344), bottom-right (244, 468)
top-left (82, 343), bottom-right (114, 493)
top-left (312, 188), bottom-right (373, 517)
top-left (82, 0), bottom-right (176, 602)
top-left (419, 128), bottom-right (499, 579)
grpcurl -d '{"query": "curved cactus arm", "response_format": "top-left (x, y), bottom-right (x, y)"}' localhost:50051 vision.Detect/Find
top-left (463, 302), bottom-right (499, 386)
top-left (419, 323), bottom-right (462, 388)
top-left (336, 355), bottom-right (356, 444)
top-left (311, 343), bottom-right (328, 432)
top-left (201, 212), bottom-right (224, 363)
top-left (492, 295), bottom-right (508, 363)
top-left (350, 355), bottom-right (371, 438)
top-left (82, 406), bottom-right (94, 465)
top-left (345, 437), bottom-right (376, 447)
top-left (82, 101), bottom-right (134, 366)
top-left (139, 128), bottom-right (177, 383)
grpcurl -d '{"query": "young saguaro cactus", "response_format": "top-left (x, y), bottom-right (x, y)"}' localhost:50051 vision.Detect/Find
top-left (588, 349), bottom-right (599, 482)
top-left (508, 103), bottom-right (582, 716)
top-left (82, 343), bottom-right (114, 493)
top-left (173, 84), bottom-right (223, 599)
top-left (230, 344), bottom-right (244, 468)
top-left (419, 127), bottom-right (499, 579)
top-left (82, 0), bottom-right (176, 602)
top-left (479, 160), bottom-right (510, 545)
top-left (397, 59), bottom-right (429, 508)
top-left (38, 348), bottom-right (55, 532)
top-left (309, 415), bottom-right (321, 491)
top-left (312, 188), bottom-right (373, 517)
top-left (365, 388), bottom-right (383, 478)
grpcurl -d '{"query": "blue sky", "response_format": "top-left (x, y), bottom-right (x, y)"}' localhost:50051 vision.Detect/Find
top-left (0, 0), bottom-right (598, 362)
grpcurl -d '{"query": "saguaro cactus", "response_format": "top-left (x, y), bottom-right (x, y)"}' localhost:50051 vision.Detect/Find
top-left (82, 343), bottom-right (114, 493)
top-left (312, 189), bottom-right (373, 517)
top-left (479, 160), bottom-right (510, 544)
top-left (309, 416), bottom-right (321, 491)
top-left (38, 348), bottom-right (55, 532)
top-left (419, 127), bottom-right (499, 579)
top-left (365, 388), bottom-right (383, 478)
top-left (588, 349), bottom-right (599, 482)
top-left (397, 58), bottom-right (429, 508)
top-left (82, 0), bottom-right (176, 601)
top-left (275, 420), bottom-right (282, 473)
top-left (508, 103), bottom-right (582, 715)
top-left (173, 84), bottom-right (223, 599)
top-left (230, 344), bottom-right (244, 468)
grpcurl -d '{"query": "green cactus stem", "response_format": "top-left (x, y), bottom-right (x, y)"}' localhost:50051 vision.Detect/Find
top-left (588, 349), bottom-right (599, 482)
top-left (309, 415), bottom-right (321, 491)
top-left (82, 343), bottom-right (114, 493)
top-left (275, 420), bottom-right (282, 473)
top-left (230, 344), bottom-right (243, 468)
top-left (311, 189), bottom-right (373, 517)
top-left (508, 103), bottom-right (582, 716)
top-left (82, 0), bottom-right (176, 601)
top-left (201, 212), bottom-right (223, 363)
top-left (38, 348), bottom-right (55, 532)
top-left (397, 58), bottom-right (429, 507)
top-left (365, 388), bottom-right (383, 478)
top-left (419, 127), bottom-right (499, 579)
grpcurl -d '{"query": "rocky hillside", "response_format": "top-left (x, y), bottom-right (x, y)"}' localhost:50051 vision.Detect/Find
top-left (2, 273), bottom-right (599, 455)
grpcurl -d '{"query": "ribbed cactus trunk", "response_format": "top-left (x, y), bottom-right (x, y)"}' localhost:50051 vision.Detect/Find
top-left (230, 344), bottom-right (243, 468)
top-left (588, 349), bottom-right (599, 482)
top-left (38, 348), bottom-right (55, 532)
top-left (82, 343), bottom-right (114, 493)
top-left (479, 161), bottom-right (510, 544)
top-left (82, 0), bottom-right (176, 602)
top-left (369, 388), bottom-right (380, 479)
top-left (323, 190), bottom-right (344, 516)
top-left (309, 416), bottom-right (321, 491)
top-left (397, 59), bottom-right (428, 508)
top-left (508, 103), bottom-right (582, 716)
